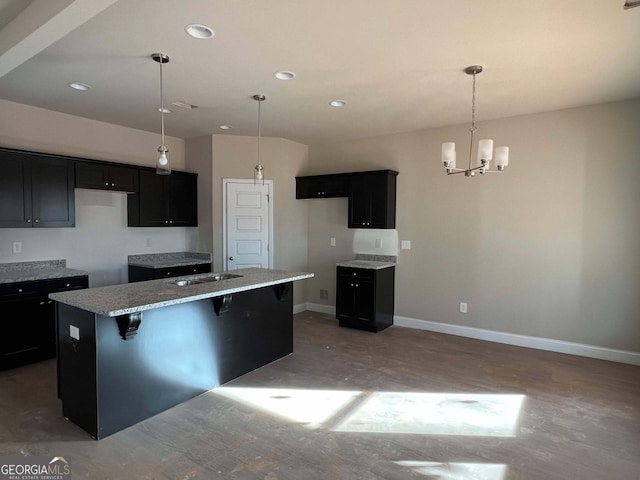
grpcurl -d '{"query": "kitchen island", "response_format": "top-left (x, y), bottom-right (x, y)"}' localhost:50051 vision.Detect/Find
top-left (50, 268), bottom-right (313, 439)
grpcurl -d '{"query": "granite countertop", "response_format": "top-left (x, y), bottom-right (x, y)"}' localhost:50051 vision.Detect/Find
top-left (336, 260), bottom-right (396, 270)
top-left (50, 268), bottom-right (313, 317)
top-left (0, 260), bottom-right (89, 284)
top-left (128, 252), bottom-right (212, 269)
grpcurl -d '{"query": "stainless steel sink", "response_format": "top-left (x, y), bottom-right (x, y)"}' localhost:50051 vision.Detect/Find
top-left (198, 273), bottom-right (243, 282)
top-left (173, 273), bottom-right (242, 286)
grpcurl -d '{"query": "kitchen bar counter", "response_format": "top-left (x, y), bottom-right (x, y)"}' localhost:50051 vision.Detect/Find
top-left (0, 260), bottom-right (88, 284)
top-left (53, 267), bottom-right (313, 439)
top-left (50, 268), bottom-right (312, 316)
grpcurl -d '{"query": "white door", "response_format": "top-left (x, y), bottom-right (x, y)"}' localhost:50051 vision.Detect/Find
top-left (223, 180), bottom-right (272, 270)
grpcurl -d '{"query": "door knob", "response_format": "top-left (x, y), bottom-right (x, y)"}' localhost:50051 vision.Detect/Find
top-left (228, 256), bottom-right (234, 261)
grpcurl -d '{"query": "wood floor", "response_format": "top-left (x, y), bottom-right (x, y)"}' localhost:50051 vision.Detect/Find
top-left (1, 311), bottom-right (639, 479)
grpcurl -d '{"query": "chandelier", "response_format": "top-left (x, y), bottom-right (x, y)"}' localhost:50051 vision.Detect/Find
top-left (441, 65), bottom-right (509, 177)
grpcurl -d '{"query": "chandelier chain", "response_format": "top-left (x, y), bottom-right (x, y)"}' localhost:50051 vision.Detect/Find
top-left (159, 57), bottom-right (165, 146)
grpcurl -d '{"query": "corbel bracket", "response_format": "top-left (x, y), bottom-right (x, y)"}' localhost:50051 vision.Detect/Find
top-left (213, 295), bottom-right (233, 316)
top-left (272, 282), bottom-right (291, 301)
top-left (116, 312), bottom-right (143, 340)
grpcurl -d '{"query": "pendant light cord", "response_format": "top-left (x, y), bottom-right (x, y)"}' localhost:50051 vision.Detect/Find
top-left (160, 57), bottom-right (165, 146)
top-left (467, 71), bottom-right (477, 171)
top-left (257, 97), bottom-right (262, 166)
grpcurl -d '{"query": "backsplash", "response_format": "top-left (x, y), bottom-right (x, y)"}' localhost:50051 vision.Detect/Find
top-left (352, 229), bottom-right (399, 256)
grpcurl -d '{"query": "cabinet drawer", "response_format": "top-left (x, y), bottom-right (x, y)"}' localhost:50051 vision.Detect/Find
top-left (337, 267), bottom-right (375, 280)
top-left (0, 282), bottom-right (42, 299)
top-left (47, 276), bottom-right (89, 292)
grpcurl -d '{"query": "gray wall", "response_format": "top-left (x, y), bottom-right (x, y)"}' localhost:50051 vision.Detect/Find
top-left (186, 134), bottom-right (310, 305)
top-left (306, 99), bottom-right (640, 352)
top-left (0, 99), bottom-right (194, 286)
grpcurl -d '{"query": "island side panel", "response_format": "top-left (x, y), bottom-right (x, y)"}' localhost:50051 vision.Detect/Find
top-left (57, 303), bottom-right (98, 438)
top-left (94, 283), bottom-right (294, 439)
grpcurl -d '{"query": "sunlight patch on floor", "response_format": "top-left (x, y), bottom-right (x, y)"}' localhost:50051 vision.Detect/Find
top-left (395, 461), bottom-right (507, 479)
top-left (214, 387), bottom-right (361, 429)
top-left (214, 387), bottom-right (524, 437)
top-left (334, 392), bottom-right (525, 436)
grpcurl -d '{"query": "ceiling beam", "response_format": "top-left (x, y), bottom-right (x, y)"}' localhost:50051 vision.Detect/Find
top-left (0, 0), bottom-right (118, 78)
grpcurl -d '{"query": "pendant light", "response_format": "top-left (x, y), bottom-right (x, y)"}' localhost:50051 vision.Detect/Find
top-left (152, 53), bottom-right (171, 175)
top-left (253, 94), bottom-right (266, 184)
top-left (441, 65), bottom-right (509, 177)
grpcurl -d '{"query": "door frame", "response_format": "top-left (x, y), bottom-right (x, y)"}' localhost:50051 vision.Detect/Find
top-left (222, 178), bottom-right (274, 271)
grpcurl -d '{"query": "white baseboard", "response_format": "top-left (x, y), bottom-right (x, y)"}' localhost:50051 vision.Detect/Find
top-left (299, 304), bottom-right (640, 366)
top-left (304, 302), bottom-right (337, 315)
top-left (293, 303), bottom-right (308, 314)
top-left (395, 316), bottom-right (640, 366)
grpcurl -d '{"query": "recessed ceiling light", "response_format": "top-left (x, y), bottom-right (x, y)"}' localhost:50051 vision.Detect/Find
top-left (171, 101), bottom-right (198, 109)
top-left (68, 82), bottom-right (90, 91)
top-left (219, 125), bottom-right (233, 130)
top-left (274, 70), bottom-right (296, 80)
top-left (330, 99), bottom-right (347, 107)
top-left (157, 107), bottom-right (172, 114)
top-left (185, 24), bottom-right (215, 39)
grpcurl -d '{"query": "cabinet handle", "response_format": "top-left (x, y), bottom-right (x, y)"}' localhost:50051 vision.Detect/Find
top-left (40, 301), bottom-right (45, 305)
top-left (18, 288), bottom-right (23, 293)
top-left (26, 219), bottom-right (31, 223)
top-left (169, 220), bottom-right (173, 224)
top-left (105, 182), bottom-right (109, 186)
top-left (165, 220), bottom-right (168, 224)
top-left (66, 283), bottom-right (70, 287)
top-left (111, 183), bottom-right (115, 187)
top-left (48, 300), bottom-right (53, 304)
top-left (34, 219), bottom-right (39, 223)
top-left (166, 272), bottom-right (171, 276)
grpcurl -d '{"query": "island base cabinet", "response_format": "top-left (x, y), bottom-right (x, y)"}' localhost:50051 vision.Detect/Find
top-left (57, 283), bottom-right (293, 439)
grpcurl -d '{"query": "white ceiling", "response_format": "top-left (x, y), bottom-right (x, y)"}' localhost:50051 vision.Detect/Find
top-left (0, 0), bottom-right (638, 145)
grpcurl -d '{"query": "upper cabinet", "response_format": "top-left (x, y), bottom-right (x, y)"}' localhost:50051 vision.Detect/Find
top-left (296, 174), bottom-right (349, 198)
top-left (348, 171), bottom-right (397, 229)
top-left (76, 161), bottom-right (138, 193)
top-left (0, 149), bottom-right (75, 228)
top-left (296, 169), bottom-right (398, 229)
top-left (127, 170), bottom-right (198, 227)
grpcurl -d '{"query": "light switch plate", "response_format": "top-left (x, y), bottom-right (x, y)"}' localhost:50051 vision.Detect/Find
top-left (330, 237), bottom-right (336, 247)
top-left (12, 242), bottom-right (22, 254)
top-left (401, 240), bottom-right (411, 250)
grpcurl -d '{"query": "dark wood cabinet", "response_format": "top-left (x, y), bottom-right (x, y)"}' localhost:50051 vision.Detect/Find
top-left (348, 171), bottom-right (397, 229)
top-left (127, 170), bottom-right (198, 227)
top-left (296, 174), bottom-right (349, 198)
top-left (128, 262), bottom-right (211, 283)
top-left (336, 266), bottom-right (394, 332)
top-left (0, 275), bottom-right (88, 370)
top-left (0, 149), bottom-right (75, 228)
top-left (295, 170), bottom-right (397, 229)
top-left (76, 161), bottom-right (138, 192)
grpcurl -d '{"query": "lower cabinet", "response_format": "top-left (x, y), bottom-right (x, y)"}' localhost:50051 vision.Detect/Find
top-left (336, 266), bottom-right (395, 332)
top-left (0, 276), bottom-right (88, 370)
top-left (128, 263), bottom-right (212, 282)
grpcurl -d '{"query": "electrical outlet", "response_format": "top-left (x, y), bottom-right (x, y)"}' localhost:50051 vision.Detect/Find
top-left (145, 238), bottom-right (152, 247)
top-left (401, 240), bottom-right (411, 250)
top-left (12, 242), bottom-right (22, 254)
top-left (375, 238), bottom-right (382, 249)
top-left (319, 289), bottom-right (329, 300)
top-left (459, 302), bottom-right (468, 313)
top-left (330, 237), bottom-right (336, 247)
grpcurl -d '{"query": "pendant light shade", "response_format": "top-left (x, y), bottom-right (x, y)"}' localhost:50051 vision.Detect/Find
top-left (152, 53), bottom-right (171, 175)
top-left (253, 94), bottom-right (266, 184)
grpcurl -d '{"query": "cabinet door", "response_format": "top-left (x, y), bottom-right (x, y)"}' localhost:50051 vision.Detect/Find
top-left (336, 276), bottom-right (358, 321)
top-left (348, 175), bottom-right (373, 227)
top-left (137, 170), bottom-right (168, 226)
top-left (168, 173), bottom-right (197, 226)
top-left (75, 162), bottom-right (107, 189)
top-left (348, 172), bottom-right (396, 229)
top-left (108, 165), bottom-right (139, 192)
top-left (31, 157), bottom-right (75, 227)
top-left (76, 163), bottom-right (138, 192)
top-left (0, 297), bottom-right (54, 370)
top-left (354, 280), bottom-right (375, 322)
top-left (296, 175), bottom-right (348, 199)
top-left (0, 153), bottom-right (31, 227)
